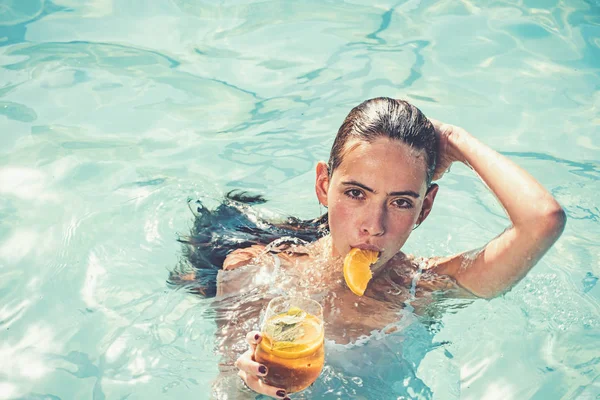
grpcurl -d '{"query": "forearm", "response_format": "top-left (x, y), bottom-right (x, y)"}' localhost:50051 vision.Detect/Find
top-left (449, 129), bottom-right (565, 232)
top-left (433, 126), bottom-right (566, 298)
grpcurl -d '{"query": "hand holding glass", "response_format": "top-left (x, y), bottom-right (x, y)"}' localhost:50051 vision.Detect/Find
top-left (254, 296), bottom-right (325, 393)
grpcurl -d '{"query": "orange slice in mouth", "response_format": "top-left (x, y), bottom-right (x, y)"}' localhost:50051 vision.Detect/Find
top-left (343, 248), bottom-right (379, 296)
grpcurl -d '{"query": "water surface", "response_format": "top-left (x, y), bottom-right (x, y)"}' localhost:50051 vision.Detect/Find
top-left (1, 0), bottom-right (599, 399)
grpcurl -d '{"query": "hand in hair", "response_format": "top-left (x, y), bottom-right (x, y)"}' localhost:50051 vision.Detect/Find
top-left (429, 118), bottom-right (468, 181)
top-left (427, 119), bottom-right (566, 298)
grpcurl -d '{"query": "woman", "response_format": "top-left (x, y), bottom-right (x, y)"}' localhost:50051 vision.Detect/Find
top-left (174, 97), bottom-right (565, 399)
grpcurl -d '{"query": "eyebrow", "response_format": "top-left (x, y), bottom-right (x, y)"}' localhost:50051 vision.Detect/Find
top-left (341, 180), bottom-right (421, 198)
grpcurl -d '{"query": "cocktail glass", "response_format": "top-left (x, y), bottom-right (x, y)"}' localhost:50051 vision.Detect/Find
top-left (254, 296), bottom-right (325, 393)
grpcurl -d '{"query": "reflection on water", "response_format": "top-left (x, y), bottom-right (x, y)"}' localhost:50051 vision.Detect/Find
top-left (0, 0), bottom-right (599, 399)
top-left (0, 1), bottom-right (68, 48)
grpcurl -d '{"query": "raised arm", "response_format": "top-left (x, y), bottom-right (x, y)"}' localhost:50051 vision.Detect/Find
top-left (429, 120), bottom-right (566, 298)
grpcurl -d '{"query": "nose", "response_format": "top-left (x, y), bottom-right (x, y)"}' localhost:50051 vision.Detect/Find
top-left (361, 204), bottom-right (386, 237)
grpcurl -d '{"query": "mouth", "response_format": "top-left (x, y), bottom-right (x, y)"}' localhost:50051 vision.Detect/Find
top-left (351, 243), bottom-right (382, 256)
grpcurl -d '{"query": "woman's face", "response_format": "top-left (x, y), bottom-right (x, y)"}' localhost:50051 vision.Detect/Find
top-left (316, 137), bottom-right (437, 268)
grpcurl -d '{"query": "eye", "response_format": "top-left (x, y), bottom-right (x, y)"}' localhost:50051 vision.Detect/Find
top-left (344, 189), bottom-right (365, 200)
top-left (392, 198), bottom-right (413, 209)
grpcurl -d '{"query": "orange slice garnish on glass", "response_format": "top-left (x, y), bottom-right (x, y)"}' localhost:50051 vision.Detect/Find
top-left (343, 248), bottom-right (379, 296)
top-left (262, 314), bottom-right (324, 359)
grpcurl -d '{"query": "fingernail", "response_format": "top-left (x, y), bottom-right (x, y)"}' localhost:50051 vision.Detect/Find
top-left (254, 333), bottom-right (260, 341)
top-left (276, 390), bottom-right (286, 398)
top-left (283, 397), bottom-right (291, 400)
top-left (258, 365), bottom-right (267, 375)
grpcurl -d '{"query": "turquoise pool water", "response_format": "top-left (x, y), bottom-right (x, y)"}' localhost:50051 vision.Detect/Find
top-left (1, 0), bottom-right (599, 399)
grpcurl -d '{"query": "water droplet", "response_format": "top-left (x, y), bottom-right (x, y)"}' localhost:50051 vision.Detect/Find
top-left (351, 376), bottom-right (363, 386)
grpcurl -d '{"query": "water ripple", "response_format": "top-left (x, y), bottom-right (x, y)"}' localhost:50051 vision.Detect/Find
top-left (0, 0), bottom-right (68, 47)
top-left (0, 101), bottom-right (37, 122)
top-left (0, 0), bottom-right (599, 398)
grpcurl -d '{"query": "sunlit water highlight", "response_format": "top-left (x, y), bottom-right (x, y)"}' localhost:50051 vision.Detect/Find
top-left (1, 0), bottom-right (599, 399)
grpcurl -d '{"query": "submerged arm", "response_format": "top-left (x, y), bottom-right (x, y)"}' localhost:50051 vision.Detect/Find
top-left (430, 121), bottom-right (566, 299)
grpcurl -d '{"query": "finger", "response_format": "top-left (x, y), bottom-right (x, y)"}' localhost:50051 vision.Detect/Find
top-left (235, 348), bottom-right (268, 376)
top-left (428, 118), bottom-right (444, 130)
top-left (246, 331), bottom-right (262, 346)
top-left (429, 118), bottom-right (451, 134)
top-left (238, 370), bottom-right (288, 399)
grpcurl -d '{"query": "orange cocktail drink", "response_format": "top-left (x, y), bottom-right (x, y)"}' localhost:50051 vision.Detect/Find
top-left (254, 296), bottom-right (324, 393)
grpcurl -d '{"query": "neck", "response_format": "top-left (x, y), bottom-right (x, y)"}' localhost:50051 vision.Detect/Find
top-left (373, 251), bottom-right (407, 277)
top-left (312, 236), bottom-right (343, 270)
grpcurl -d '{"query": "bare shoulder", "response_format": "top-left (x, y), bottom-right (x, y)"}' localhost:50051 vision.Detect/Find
top-left (222, 239), bottom-right (312, 271)
top-left (222, 244), bottom-right (267, 270)
top-left (386, 253), bottom-right (477, 298)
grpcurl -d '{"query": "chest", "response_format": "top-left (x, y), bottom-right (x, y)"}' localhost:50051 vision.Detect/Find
top-left (319, 287), bottom-right (404, 343)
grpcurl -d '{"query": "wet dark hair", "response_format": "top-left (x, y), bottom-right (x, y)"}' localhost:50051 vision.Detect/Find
top-left (330, 97), bottom-right (437, 184)
top-left (170, 98), bottom-right (437, 297)
top-left (169, 191), bottom-right (328, 297)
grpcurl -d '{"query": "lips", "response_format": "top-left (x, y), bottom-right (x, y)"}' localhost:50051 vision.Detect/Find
top-left (352, 243), bottom-right (381, 253)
